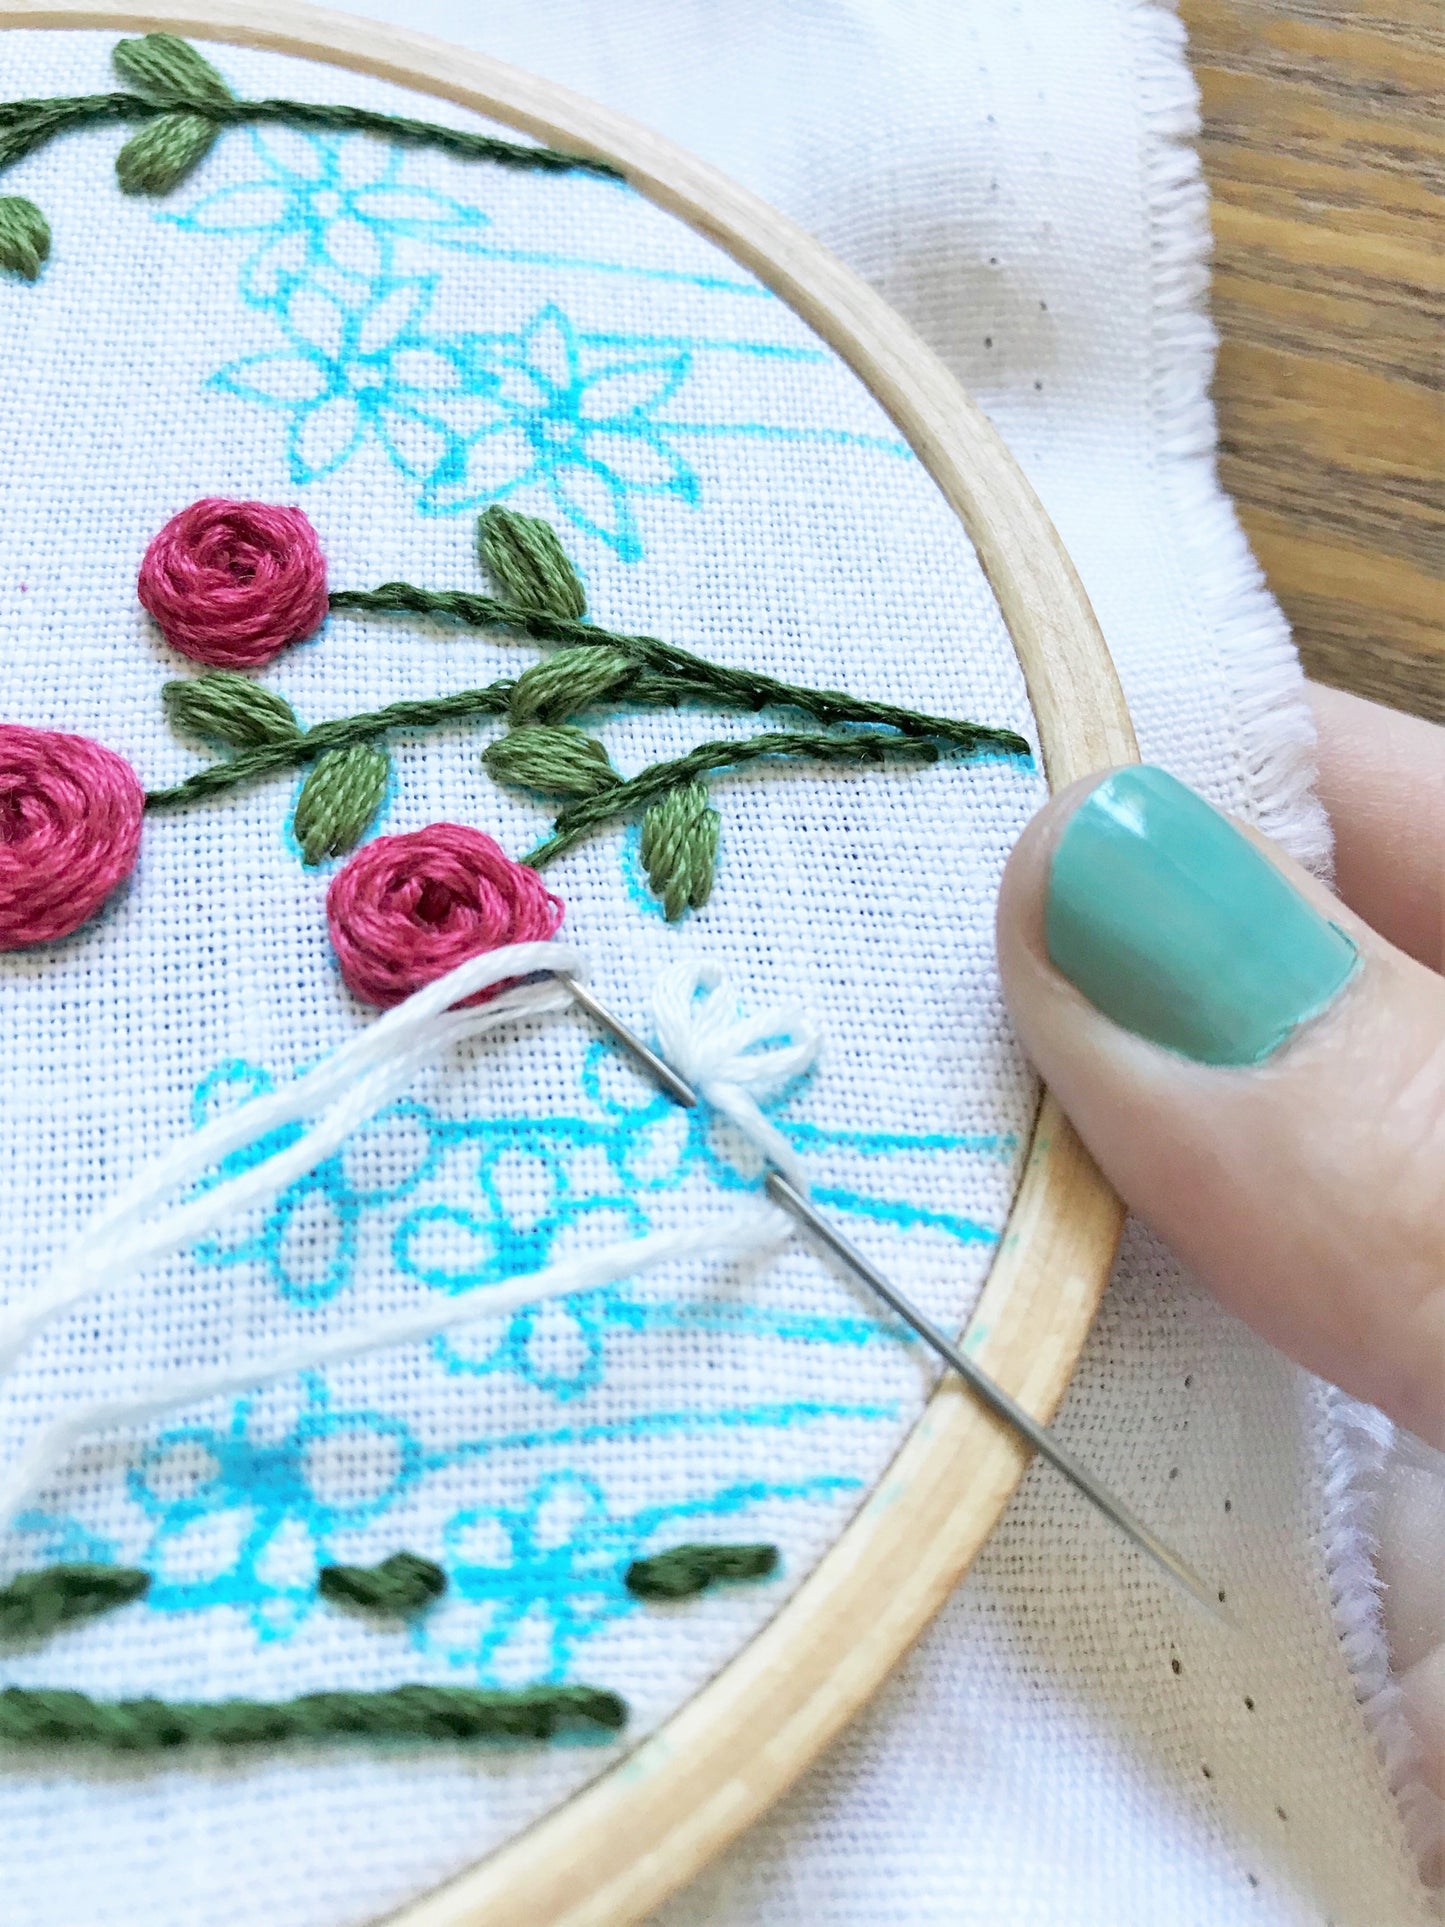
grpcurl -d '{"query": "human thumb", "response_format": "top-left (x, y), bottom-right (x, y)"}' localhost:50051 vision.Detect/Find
top-left (996, 765), bottom-right (1445, 1445)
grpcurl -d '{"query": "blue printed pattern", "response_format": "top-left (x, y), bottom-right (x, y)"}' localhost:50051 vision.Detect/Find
top-left (110, 1379), bottom-right (883, 1673)
top-left (171, 131), bottom-right (911, 558)
top-left (191, 1041), bottom-right (1006, 1399)
top-left (116, 1377), bottom-right (866, 1676)
top-left (23, 1040), bottom-right (1012, 1683)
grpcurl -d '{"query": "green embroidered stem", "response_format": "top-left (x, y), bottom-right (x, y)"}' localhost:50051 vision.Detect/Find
top-left (0, 1564), bottom-right (150, 1642)
top-left (0, 1682), bottom-right (626, 1749)
top-left (329, 584), bottom-right (1031, 758)
top-left (624, 1543), bottom-right (779, 1599)
top-left (0, 91), bottom-right (619, 179)
top-left (143, 682), bottom-right (514, 808)
top-left (317, 1553), bottom-right (447, 1620)
top-left (523, 731), bottom-right (937, 870)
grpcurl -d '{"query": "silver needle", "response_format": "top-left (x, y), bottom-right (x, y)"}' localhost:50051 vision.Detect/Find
top-left (558, 972), bottom-right (1228, 1622)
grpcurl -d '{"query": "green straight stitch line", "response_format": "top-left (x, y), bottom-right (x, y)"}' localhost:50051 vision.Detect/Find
top-left (524, 730), bottom-right (938, 868)
top-left (0, 1683), bottom-right (627, 1749)
top-left (328, 585), bottom-right (1031, 756)
top-left (316, 1552), bottom-right (447, 1619)
top-left (0, 1564), bottom-right (149, 1642)
top-left (625, 1543), bottom-right (778, 1599)
top-left (0, 93), bottom-right (619, 178)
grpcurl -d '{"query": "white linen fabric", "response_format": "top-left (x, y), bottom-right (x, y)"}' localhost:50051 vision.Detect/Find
top-left (0, 7), bottom-right (1428, 1927)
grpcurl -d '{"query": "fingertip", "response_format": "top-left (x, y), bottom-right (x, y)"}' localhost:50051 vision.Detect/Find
top-left (994, 765), bottom-right (1445, 1444)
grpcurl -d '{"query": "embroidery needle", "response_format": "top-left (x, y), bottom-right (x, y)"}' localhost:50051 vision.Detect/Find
top-left (558, 974), bottom-right (1228, 1623)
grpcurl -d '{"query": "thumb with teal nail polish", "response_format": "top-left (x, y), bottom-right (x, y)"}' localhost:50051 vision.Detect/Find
top-left (995, 687), bottom-right (1445, 1450)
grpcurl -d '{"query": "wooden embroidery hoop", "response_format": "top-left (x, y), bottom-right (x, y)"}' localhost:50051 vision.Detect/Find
top-left (0, 4), bottom-right (1140, 1920)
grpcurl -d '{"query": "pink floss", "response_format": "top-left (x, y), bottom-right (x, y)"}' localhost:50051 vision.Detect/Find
top-left (137, 498), bottom-right (329, 670)
top-left (0, 725), bottom-right (145, 949)
top-left (326, 824), bottom-right (566, 1010)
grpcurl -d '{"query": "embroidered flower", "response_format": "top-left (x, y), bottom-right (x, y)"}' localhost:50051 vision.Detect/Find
top-left (138, 498), bottom-right (329, 669)
top-left (0, 725), bottom-right (144, 949)
top-left (326, 824), bottom-right (565, 1009)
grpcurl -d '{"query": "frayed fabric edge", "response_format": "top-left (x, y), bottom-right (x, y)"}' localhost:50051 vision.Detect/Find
top-left (1126, 0), bottom-right (1436, 1895)
top-left (1124, 0), bottom-right (1331, 876)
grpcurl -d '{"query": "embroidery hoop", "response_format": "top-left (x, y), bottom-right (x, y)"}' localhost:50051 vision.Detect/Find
top-left (0, 4), bottom-right (1140, 1920)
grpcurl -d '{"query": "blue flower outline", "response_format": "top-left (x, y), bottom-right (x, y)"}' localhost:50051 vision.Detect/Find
top-left (419, 304), bottom-right (700, 559)
top-left (167, 130), bottom-right (492, 309)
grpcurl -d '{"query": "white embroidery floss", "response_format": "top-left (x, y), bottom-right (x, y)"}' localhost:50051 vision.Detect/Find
top-left (0, 1208), bottom-right (788, 1538)
top-left (0, 940), bottom-right (587, 1382)
top-left (578, 960), bottom-right (1231, 1620)
top-left (0, 944), bottom-right (808, 1537)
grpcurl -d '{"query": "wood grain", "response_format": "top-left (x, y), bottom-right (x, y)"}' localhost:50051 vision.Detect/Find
top-left (1, 8), bottom-right (1135, 1924)
top-left (1181, 0), bottom-right (1443, 720)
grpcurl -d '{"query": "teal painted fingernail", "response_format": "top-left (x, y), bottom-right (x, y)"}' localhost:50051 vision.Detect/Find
top-left (1045, 766), bottom-right (1358, 1066)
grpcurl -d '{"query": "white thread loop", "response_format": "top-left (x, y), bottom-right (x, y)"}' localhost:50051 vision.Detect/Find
top-left (0, 946), bottom-right (818, 1540)
top-left (0, 1204), bottom-right (788, 1539)
top-left (0, 941), bottom-right (588, 1381)
top-left (0, 945), bottom-right (816, 1538)
top-left (651, 957), bottom-right (819, 1188)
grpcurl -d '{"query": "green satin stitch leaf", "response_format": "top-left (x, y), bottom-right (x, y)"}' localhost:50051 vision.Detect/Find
top-left (292, 743), bottom-right (390, 866)
top-left (624, 1542), bottom-right (777, 1599)
top-left (478, 505), bottom-right (587, 620)
top-left (318, 1553), bottom-right (447, 1620)
top-left (507, 645), bottom-right (637, 726)
top-left (0, 1564), bottom-right (150, 1642)
top-left (484, 724), bottom-right (620, 801)
top-left (163, 673), bottom-right (301, 749)
top-left (0, 196), bottom-right (50, 280)
top-left (639, 781), bottom-right (721, 921)
top-left (112, 33), bottom-right (235, 105)
top-left (115, 112), bottom-right (221, 195)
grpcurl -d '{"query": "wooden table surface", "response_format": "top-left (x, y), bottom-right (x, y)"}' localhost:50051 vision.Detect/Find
top-left (1179, 0), bottom-right (1442, 721)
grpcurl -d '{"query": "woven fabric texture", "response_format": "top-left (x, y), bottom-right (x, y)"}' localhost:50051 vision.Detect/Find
top-left (0, 8), bottom-right (1428, 1926)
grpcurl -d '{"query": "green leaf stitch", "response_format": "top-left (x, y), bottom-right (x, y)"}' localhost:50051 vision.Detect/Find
top-left (116, 112), bottom-right (221, 195)
top-left (112, 33), bottom-right (235, 106)
top-left (478, 505), bottom-right (588, 620)
top-left (292, 743), bottom-right (390, 865)
top-left (640, 782), bottom-right (721, 921)
top-left (0, 196), bottom-right (49, 280)
top-left (483, 724), bottom-right (621, 801)
top-left (162, 673), bottom-right (301, 749)
top-left (507, 645), bottom-right (637, 726)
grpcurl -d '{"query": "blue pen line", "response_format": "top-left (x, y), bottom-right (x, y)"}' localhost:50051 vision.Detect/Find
top-left (652, 419), bottom-right (913, 456)
top-left (578, 331), bottom-right (827, 361)
top-left (461, 242), bottom-right (774, 295)
top-left (430, 1397), bottom-right (899, 1469)
top-left (810, 1187), bottom-right (998, 1245)
top-left (783, 1119), bottom-right (1018, 1161)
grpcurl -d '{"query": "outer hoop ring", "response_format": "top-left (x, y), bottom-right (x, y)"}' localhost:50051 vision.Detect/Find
top-left (0, 7), bottom-right (1139, 1921)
